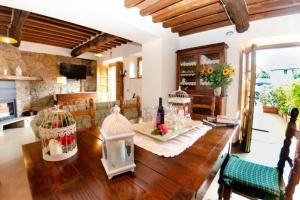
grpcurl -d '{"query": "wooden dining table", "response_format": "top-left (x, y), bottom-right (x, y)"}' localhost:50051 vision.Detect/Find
top-left (22, 125), bottom-right (238, 200)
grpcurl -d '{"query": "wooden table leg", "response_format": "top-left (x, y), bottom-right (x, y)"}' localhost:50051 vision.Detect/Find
top-left (285, 158), bottom-right (300, 200)
top-left (223, 185), bottom-right (232, 200)
top-left (218, 184), bottom-right (224, 200)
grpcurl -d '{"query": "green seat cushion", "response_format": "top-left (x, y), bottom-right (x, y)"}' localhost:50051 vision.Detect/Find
top-left (222, 156), bottom-right (281, 197)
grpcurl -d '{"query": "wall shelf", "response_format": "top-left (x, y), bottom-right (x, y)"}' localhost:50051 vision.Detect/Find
top-left (0, 75), bottom-right (43, 81)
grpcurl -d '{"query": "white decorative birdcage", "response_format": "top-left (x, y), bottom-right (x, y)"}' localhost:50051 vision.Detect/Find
top-left (39, 106), bottom-right (77, 161)
top-left (101, 105), bottom-right (135, 179)
top-left (168, 86), bottom-right (191, 116)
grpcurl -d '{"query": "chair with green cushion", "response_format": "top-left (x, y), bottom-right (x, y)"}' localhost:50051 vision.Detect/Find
top-left (218, 108), bottom-right (299, 200)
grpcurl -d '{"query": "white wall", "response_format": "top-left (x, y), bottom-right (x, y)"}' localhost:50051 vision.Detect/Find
top-left (142, 31), bottom-right (179, 108)
top-left (19, 41), bottom-right (97, 60)
top-left (179, 13), bottom-right (300, 117)
top-left (123, 55), bottom-right (142, 99)
top-left (99, 44), bottom-right (143, 100)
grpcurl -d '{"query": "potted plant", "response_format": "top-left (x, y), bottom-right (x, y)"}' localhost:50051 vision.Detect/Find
top-left (195, 63), bottom-right (236, 96)
top-left (259, 86), bottom-right (278, 114)
top-left (272, 86), bottom-right (290, 120)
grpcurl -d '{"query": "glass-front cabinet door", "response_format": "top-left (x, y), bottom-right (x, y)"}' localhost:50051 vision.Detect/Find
top-left (178, 54), bottom-right (197, 92)
top-left (199, 52), bottom-right (221, 65)
top-left (198, 52), bottom-right (222, 92)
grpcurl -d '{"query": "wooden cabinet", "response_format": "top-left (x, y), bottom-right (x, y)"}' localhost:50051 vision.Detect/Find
top-left (176, 43), bottom-right (228, 120)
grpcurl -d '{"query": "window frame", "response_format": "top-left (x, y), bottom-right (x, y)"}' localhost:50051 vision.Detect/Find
top-left (137, 57), bottom-right (142, 79)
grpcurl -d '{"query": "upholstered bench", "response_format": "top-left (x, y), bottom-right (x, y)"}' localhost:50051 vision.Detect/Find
top-left (220, 155), bottom-right (283, 199)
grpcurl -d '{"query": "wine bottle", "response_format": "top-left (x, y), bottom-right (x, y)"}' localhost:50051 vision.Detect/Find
top-left (156, 97), bottom-right (164, 128)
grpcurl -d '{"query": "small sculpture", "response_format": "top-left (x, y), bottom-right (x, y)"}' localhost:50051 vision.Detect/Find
top-left (277, 108), bottom-right (299, 176)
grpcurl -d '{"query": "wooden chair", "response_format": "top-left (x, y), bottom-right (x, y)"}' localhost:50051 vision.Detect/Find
top-left (218, 108), bottom-right (299, 200)
top-left (190, 95), bottom-right (215, 120)
top-left (60, 98), bottom-right (96, 133)
top-left (120, 96), bottom-right (141, 122)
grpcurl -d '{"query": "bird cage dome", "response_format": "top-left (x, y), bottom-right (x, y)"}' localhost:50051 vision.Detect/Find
top-left (39, 106), bottom-right (77, 161)
top-left (101, 105), bottom-right (135, 179)
top-left (168, 86), bottom-right (191, 116)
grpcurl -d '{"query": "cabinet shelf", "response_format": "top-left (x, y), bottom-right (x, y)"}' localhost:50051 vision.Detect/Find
top-left (0, 75), bottom-right (43, 81)
top-left (180, 82), bottom-right (196, 86)
top-left (180, 73), bottom-right (195, 77)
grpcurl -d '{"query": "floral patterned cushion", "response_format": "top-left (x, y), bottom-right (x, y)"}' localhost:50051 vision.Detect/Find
top-left (95, 101), bottom-right (120, 127)
top-left (123, 108), bottom-right (138, 120)
top-left (62, 103), bottom-right (88, 112)
top-left (74, 115), bottom-right (91, 130)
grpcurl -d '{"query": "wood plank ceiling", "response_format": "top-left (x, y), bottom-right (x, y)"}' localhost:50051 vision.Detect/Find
top-left (125, 0), bottom-right (300, 36)
top-left (0, 5), bottom-right (131, 54)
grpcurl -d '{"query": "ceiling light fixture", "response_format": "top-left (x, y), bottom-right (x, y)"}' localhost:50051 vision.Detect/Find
top-left (0, 9), bottom-right (18, 44)
top-left (226, 31), bottom-right (234, 36)
top-left (94, 53), bottom-right (104, 58)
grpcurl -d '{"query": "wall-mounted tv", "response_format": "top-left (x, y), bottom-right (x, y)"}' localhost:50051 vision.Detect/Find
top-left (59, 63), bottom-right (87, 79)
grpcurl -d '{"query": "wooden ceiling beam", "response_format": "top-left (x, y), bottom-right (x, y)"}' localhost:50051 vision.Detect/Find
top-left (115, 38), bottom-right (131, 43)
top-left (171, 12), bottom-right (228, 32)
top-left (28, 13), bottom-right (100, 35)
top-left (179, 20), bottom-right (231, 36)
top-left (21, 32), bottom-right (81, 45)
top-left (163, 3), bottom-right (222, 28)
top-left (25, 19), bottom-right (94, 37)
top-left (22, 37), bottom-right (75, 48)
top-left (248, 0), bottom-right (300, 15)
top-left (22, 28), bottom-right (85, 43)
top-left (115, 39), bottom-right (128, 44)
top-left (0, 12), bottom-right (11, 18)
top-left (179, 3), bottom-right (300, 36)
top-left (22, 36), bottom-right (78, 46)
top-left (152, 0), bottom-right (219, 23)
top-left (108, 41), bottom-right (122, 46)
top-left (99, 43), bottom-right (116, 48)
top-left (124, 0), bottom-right (145, 8)
top-left (140, 0), bottom-right (183, 16)
top-left (246, 0), bottom-right (270, 5)
top-left (249, 4), bottom-right (300, 21)
top-left (22, 25), bottom-right (89, 40)
top-left (9, 9), bottom-right (30, 47)
top-left (71, 33), bottom-right (118, 57)
top-left (221, 0), bottom-right (249, 33)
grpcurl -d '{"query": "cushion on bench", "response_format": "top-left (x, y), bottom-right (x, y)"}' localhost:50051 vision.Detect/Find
top-left (222, 156), bottom-right (282, 198)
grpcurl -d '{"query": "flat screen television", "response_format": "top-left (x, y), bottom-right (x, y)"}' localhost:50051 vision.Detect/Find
top-left (59, 63), bottom-right (87, 79)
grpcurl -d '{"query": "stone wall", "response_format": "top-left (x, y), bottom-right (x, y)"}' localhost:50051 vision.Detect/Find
top-left (0, 43), bottom-right (97, 116)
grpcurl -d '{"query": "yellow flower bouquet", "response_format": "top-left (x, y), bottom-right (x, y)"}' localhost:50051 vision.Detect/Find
top-left (195, 63), bottom-right (236, 89)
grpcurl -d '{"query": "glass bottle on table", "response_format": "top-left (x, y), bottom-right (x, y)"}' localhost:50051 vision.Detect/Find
top-left (156, 97), bottom-right (164, 128)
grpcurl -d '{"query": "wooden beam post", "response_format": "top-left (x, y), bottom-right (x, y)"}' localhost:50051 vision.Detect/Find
top-left (221, 0), bottom-right (249, 33)
top-left (71, 33), bottom-right (118, 57)
top-left (9, 9), bottom-right (30, 47)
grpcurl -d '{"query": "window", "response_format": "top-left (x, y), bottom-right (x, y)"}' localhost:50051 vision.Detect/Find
top-left (129, 62), bottom-right (136, 79)
top-left (108, 65), bottom-right (116, 101)
top-left (137, 57), bottom-right (142, 78)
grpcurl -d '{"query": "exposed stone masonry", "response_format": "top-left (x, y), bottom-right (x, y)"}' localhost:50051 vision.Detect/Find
top-left (0, 43), bottom-right (97, 116)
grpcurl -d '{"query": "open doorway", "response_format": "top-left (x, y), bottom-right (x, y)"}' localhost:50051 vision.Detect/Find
top-left (251, 44), bottom-right (300, 161)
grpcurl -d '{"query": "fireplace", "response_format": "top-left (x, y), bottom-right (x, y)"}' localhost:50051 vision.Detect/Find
top-left (0, 81), bottom-right (17, 121)
top-left (0, 98), bottom-right (17, 121)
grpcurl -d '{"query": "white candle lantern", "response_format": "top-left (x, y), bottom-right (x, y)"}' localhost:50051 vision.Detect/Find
top-left (168, 86), bottom-right (191, 117)
top-left (39, 106), bottom-right (77, 161)
top-left (101, 105), bottom-right (135, 179)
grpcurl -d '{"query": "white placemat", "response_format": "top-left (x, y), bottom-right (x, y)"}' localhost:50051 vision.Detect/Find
top-left (134, 125), bottom-right (212, 157)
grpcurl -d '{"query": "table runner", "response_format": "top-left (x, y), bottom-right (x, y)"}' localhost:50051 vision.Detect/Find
top-left (134, 125), bottom-right (211, 157)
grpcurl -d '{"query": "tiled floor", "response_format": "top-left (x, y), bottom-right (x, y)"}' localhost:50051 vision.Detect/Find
top-left (0, 127), bottom-right (37, 200)
top-left (0, 106), bottom-right (299, 200)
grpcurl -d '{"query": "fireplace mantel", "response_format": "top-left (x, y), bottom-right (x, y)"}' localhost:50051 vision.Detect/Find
top-left (0, 75), bottom-right (43, 81)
